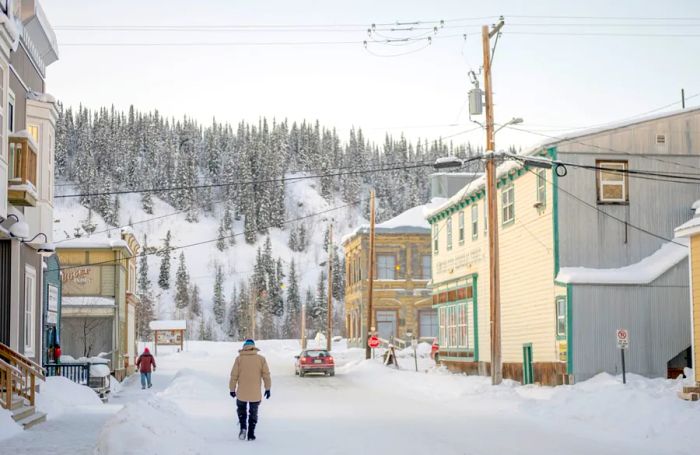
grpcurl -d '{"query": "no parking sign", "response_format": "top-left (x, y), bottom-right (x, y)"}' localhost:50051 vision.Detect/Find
top-left (616, 329), bottom-right (629, 349)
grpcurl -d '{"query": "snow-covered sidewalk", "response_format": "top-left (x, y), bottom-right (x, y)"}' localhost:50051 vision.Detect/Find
top-left (2, 340), bottom-right (699, 454)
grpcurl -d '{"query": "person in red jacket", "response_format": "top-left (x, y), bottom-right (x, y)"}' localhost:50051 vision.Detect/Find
top-left (136, 347), bottom-right (156, 389)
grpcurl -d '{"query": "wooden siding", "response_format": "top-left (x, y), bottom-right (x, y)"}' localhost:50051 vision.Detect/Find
top-left (431, 169), bottom-right (560, 365)
top-left (692, 236), bottom-right (700, 384)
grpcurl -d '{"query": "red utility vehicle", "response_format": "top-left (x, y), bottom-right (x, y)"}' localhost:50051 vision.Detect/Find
top-left (295, 349), bottom-right (335, 377)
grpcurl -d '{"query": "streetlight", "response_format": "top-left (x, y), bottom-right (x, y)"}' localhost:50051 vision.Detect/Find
top-left (23, 232), bottom-right (56, 258)
top-left (494, 117), bottom-right (523, 134)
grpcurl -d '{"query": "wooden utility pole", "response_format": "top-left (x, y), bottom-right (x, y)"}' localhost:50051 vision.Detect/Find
top-left (482, 19), bottom-right (504, 385)
top-left (301, 303), bottom-right (307, 349)
top-left (326, 224), bottom-right (334, 351)
top-left (365, 191), bottom-right (376, 359)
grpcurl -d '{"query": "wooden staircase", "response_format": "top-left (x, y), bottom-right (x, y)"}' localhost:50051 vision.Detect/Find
top-left (0, 343), bottom-right (47, 429)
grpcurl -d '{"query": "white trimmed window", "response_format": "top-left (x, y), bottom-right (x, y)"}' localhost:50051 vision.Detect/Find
top-left (24, 265), bottom-right (36, 357)
top-left (556, 297), bottom-right (567, 337)
top-left (458, 211), bottom-right (465, 244)
top-left (536, 169), bottom-right (546, 207)
top-left (471, 204), bottom-right (478, 239)
top-left (422, 255), bottom-right (431, 279)
top-left (501, 184), bottom-right (515, 225)
top-left (597, 160), bottom-right (628, 203)
top-left (446, 216), bottom-right (453, 251)
top-left (377, 255), bottom-right (396, 280)
top-left (433, 224), bottom-right (439, 254)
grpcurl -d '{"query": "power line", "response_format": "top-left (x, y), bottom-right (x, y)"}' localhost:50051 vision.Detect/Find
top-left (55, 159), bottom-right (471, 199)
top-left (505, 123), bottom-right (700, 172)
top-left (51, 200), bottom-right (363, 273)
top-left (521, 167), bottom-right (686, 247)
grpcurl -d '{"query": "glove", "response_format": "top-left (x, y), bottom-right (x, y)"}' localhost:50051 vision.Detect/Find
top-left (230, 391), bottom-right (236, 399)
top-left (264, 390), bottom-right (271, 399)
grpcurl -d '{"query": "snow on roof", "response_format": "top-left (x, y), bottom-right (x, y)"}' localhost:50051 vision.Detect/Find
top-left (555, 239), bottom-right (689, 285)
top-left (27, 90), bottom-right (56, 104)
top-left (675, 201), bottom-right (700, 238)
top-left (427, 159), bottom-right (525, 219)
top-left (149, 320), bottom-right (187, 331)
top-left (343, 198), bottom-right (446, 243)
top-left (63, 296), bottom-right (116, 306)
top-left (58, 238), bottom-right (130, 250)
top-left (536, 106), bottom-right (700, 150)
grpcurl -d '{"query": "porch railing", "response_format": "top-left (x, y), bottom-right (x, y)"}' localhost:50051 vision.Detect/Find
top-left (0, 342), bottom-right (45, 409)
top-left (44, 363), bottom-right (90, 385)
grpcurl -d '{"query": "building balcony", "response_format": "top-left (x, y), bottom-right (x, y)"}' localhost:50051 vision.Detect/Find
top-left (8, 133), bottom-right (38, 207)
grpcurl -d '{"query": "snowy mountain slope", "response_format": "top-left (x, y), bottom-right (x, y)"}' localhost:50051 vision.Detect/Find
top-left (53, 177), bottom-right (365, 332)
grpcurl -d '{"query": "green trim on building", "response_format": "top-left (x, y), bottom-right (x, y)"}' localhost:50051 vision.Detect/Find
top-left (566, 283), bottom-right (573, 375)
top-left (522, 343), bottom-right (534, 385)
top-left (472, 274), bottom-right (479, 362)
top-left (549, 146), bottom-right (560, 278)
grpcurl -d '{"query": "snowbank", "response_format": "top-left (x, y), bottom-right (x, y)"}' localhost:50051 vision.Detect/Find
top-left (0, 409), bottom-right (22, 442)
top-left (36, 376), bottom-right (104, 418)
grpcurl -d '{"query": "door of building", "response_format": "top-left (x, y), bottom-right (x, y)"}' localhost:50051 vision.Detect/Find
top-left (418, 309), bottom-right (438, 339)
top-left (376, 310), bottom-right (397, 341)
top-left (0, 240), bottom-right (10, 345)
top-left (522, 343), bottom-right (534, 385)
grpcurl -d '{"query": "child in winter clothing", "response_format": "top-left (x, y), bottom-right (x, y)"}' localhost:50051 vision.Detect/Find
top-left (136, 347), bottom-right (156, 389)
top-left (229, 339), bottom-right (272, 441)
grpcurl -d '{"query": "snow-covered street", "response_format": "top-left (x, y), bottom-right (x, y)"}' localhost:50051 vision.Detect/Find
top-left (2, 340), bottom-right (699, 454)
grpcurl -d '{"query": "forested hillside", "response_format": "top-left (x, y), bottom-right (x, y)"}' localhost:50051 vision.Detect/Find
top-left (54, 104), bottom-right (481, 340)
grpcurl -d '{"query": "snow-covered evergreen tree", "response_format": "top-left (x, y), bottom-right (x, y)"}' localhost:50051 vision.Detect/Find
top-left (174, 252), bottom-right (190, 317)
top-left (213, 265), bottom-right (226, 325)
top-left (158, 230), bottom-right (172, 290)
top-left (283, 260), bottom-right (301, 338)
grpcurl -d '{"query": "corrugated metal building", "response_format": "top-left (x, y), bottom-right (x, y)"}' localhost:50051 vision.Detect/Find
top-left (428, 107), bottom-right (699, 384)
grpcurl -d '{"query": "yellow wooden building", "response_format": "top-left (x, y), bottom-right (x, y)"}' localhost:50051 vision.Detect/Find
top-left (56, 229), bottom-right (141, 380)
top-left (675, 207), bottom-right (700, 396)
top-left (343, 202), bottom-right (442, 346)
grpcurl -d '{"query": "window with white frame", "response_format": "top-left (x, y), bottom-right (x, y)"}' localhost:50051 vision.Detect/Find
top-left (377, 255), bottom-right (396, 280)
top-left (501, 184), bottom-right (515, 225)
top-left (597, 160), bottom-right (628, 203)
top-left (536, 169), bottom-right (546, 207)
top-left (422, 255), bottom-right (431, 279)
top-left (446, 216), bottom-right (453, 251)
top-left (556, 297), bottom-right (567, 337)
top-left (458, 211), bottom-right (465, 244)
top-left (8, 90), bottom-right (14, 133)
top-left (441, 302), bottom-right (469, 349)
top-left (433, 223), bottom-right (439, 254)
top-left (24, 265), bottom-right (36, 356)
top-left (471, 204), bottom-right (478, 239)
top-left (28, 124), bottom-right (39, 144)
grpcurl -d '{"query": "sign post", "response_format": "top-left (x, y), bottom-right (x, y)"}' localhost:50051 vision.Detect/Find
top-left (411, 337), bottom-right (418, 372)
top-left (368, 334), bottom-right (380, 359)
top-left (616, 329), bottom-right (629, 384)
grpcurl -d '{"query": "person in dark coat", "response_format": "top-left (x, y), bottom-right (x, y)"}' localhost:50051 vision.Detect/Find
top-left (136, 347), bottom-right (156, 389)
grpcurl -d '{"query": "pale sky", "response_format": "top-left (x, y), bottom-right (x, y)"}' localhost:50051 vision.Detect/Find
top-left (42, 0), bottom-right (700, 149)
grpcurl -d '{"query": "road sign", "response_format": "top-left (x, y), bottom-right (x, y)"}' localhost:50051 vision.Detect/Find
top-left (368, 336), bottom-right (380, 349)
top-left (616, 329), bottom-right (629, 349)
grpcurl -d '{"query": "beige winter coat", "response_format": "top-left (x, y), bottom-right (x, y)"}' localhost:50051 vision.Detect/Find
top-left (229, 346), bottom-right (272, 402)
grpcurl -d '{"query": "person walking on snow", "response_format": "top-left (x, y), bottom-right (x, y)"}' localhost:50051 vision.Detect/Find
top-left (136, 347), bottom-right (156, 389)
top-left (229, 339), bottom-right (271, 441)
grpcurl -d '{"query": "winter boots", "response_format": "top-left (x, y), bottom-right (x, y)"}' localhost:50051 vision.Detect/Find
top-left (238, 428), bottom-right (247, 441)
top-left (236, 399), bottom-right (260, 441)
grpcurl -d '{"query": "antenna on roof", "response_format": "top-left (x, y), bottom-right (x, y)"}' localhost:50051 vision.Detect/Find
top-left (682, 88), bottom-right (686, 109)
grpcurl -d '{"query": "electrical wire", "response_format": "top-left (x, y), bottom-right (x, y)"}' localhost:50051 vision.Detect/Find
top-left (504, 124), bottom-right (700, 172)
top-left (520, 167), bottom-right (686, 247)
top-left (50, 200), bottom-right (363, 273)
top-left (55, 160), bottom-right (438, 199)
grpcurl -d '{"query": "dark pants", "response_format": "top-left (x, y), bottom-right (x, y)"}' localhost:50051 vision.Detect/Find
top-left (236, 399), bottom-right (260, 432)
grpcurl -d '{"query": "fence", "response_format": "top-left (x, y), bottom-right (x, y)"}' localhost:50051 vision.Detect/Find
top-left (44, 363), bottom-right (90, 385)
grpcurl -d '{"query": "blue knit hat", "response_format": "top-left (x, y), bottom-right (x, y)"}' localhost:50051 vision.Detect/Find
top-left (243, 339), bottom-right (255, 347)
